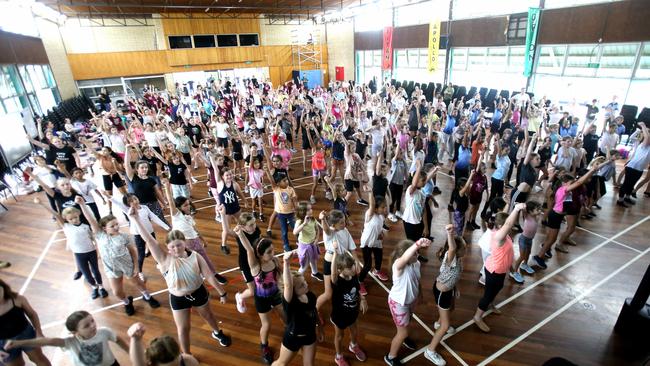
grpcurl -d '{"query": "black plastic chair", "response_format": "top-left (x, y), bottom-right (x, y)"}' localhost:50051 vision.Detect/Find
top-left (499, 90), bottom-right (510, 100)
top-left (637, 107), bottom-right (650, 123)
top-left (467, 87), bottom-right (478, 99)
top-left (479, 87), bottom-right (488, 101)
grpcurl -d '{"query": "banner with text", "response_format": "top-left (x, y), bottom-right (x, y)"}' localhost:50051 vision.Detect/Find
top-left (523, 7), bottom-right (541, 77)
top-left (382, 26), bottom-right (394, 70)
top-left (428, 19), bottom-right (441, 72)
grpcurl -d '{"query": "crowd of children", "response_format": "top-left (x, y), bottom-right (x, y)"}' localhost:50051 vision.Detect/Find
top-left (2, 76), bottom-right (649, 366)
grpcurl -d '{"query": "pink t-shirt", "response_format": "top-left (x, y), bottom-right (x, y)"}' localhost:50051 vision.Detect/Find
top-left (485, 231), bottom-right (514, 274)
top-left (272, 149), bottom-right (292, 169)
top-left (553, 186), bottom-right (569, 213)
top-left (248, 168), bottom-right (264, 190)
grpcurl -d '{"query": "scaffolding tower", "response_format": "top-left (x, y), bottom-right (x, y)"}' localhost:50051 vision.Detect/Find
top-left (291, 26), bottom-right (323, 73)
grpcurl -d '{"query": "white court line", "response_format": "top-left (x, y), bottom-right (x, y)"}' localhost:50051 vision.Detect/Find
top-left (576, 226), bottom-right (642, 254)
top-left (405, 215), bottom-right (650, 360)
top-left (19, 231), bottom-right (58, 295)
top-left (366, 266), bottom-right (468, 365)
top-left (477, 245), bottom-right (650, 366)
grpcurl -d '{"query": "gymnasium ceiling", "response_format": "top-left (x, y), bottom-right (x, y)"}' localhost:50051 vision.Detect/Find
top-left (38, 0), bottom-right (362, 19)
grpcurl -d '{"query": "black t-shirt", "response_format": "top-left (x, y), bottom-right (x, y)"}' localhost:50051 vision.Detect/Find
top-left (53, 190), bottom-right (88, 224)
top-left (539, 146), bottom-right (551, 164)
top-left (283, 291), bottom-right (317, 337)
top-left (586, 105), bottom-right (599, 120)
top-left (583, 133), bottom-right (600, 153)
top-left (167, 163), bottom-right (187, 185)
top-left (46, 145), bottom-right (77, 171)
top-left (184, 124), bottom-right (203, 144)
top-left (280, 119), bottom-right (292, 135)
top-left (331, 276), bottom-right (360, 322)
top-left (131, 175), bottom-right (157, 203)
top-left (451, 189), bottom-right (469, 213)
top-left (372, 174), bottom-right (388, 198)
top-left (237, 227), bottom-right (261, 267)
top-left (355, 137), bottom-right (368, 158)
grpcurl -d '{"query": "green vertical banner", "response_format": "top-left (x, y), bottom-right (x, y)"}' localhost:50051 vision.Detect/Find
top-left (523, 7), bottom-right (541, 77)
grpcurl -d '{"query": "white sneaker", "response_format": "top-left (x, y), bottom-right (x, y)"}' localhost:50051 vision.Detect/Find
top-left (191, 177), bottom-right (198, 183)
top-left (478, 275), bottom-right (485, 286)
top-left (244, 186), bottom-right (249, 194)
top-left (215, 214), bottom-right (222, 223)
top-left (235, 292), bottom-right (247, 313)
top-left (325, 190), bottom-right (333, 200)
top-left (433, 322), bottom-right (456, 334)
top-left (520, 263), bottom-right (535, 275)
top-left (424, 349), bottom-right (446, 366)
top-left (310, 195), bottom-right (316, 204)
top-left (138, 272), bottom-right (146, 282)
top-left (388, 213), bottom-right (397, 222)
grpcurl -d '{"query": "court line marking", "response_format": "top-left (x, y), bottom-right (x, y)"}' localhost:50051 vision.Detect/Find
top-left (477, 245), bottom-right (650, 366)
top-left (576, 226), bottom-right (642, 254)
top-left (367, 270), bottom-right (468, 366)
top-left (19, 231), bottom-right (58, 295)
top-left (404, 215), bottom-right (650, 360)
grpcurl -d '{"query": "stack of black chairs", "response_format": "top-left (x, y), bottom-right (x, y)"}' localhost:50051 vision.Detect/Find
top-left (44, 95), bottom-right (95, 130)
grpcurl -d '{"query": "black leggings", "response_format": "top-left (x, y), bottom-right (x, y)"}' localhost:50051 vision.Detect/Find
top-left (359, 247), bottom-right (383, 282)
top-left (515, 158), bottom-right (524, 187)
top-left (482, 177), bottom-right (505, 216)
top-left (389, 183), bottom-right (404, 213)
top-left (133, 232), bottom-right (155, 272)
top-left (478, 269), bottom-right (506, 311)
top-left (74, 250), bottom-right (102, 287)
top-left (86, 202), bottom-right (101, 221)
top-left (506, 159), bottom-right (516, 183)
top-left (619, 167), bottom-right (643, 198)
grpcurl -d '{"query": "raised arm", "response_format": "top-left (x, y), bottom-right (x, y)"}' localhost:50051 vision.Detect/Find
top-left (523, 133), bottom-right (538, 165)
top-left (407, 159), bottom-right (423, 195)
top-left (124, 144), bottom-right (135, 179)
top-left (282, 250), bottom-right (294, 302)
top-left (24, 167), bottom-right (54, 197)
top-left (127, 323), bottom-right (147, 366)
top-left (640, 122), bottom-right (649, 146)
top-left (318, 210), bottom-right (333, 236)
top-left (77, 197), bottom-right (101, 233)
top-left (394, 238), bottom-right (431, 274)
top-left (234, 225), bottom-right (259, 273)
top-left (27, 134), bottom-right (49, 150)
top-left (128, 207), bottom-right (167, 264)
top-left (161, 178), bottom-right (178, 216)
top-left (567, 156), bottom-right (606, 191)
top-left (33, 197), bottom-right (64, 227)
top-left (443, 224), bottom-right (456, 264)
top-left (459, 170), bottom-right (474, 197)
top-left (494, 203), bottom-right (525, 244)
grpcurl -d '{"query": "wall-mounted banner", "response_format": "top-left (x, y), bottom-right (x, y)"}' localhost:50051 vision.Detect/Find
top-left (382, 26), bottom-right (394, 70)
top-left (523, 7), bottom-right (541, 77)
top-left (428, 19), bottom-right (441, 72)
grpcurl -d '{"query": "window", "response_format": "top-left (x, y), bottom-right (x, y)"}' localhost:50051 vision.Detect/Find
top-left (564, 44), bottom-right (599, 77)
top-left (507, 14), bottom-right (527, 44)
top-left (168, 36), bottom-right (193, 49)
top-left (354, 8), bottom-right (391, 32)
top-left (451, 48), bottom-right (467, 70)
top-left (508, 46), bottom-right (525, 73)
top-left (544, 0), bottom-right (623, 9)
top-left (537, 45), bottom-right (567, 74)
top-left (597, 43), bottom-right (638, 78)
top-left (452, 0), bottom-right (537, 20)
top-left (216, 34), bottom-right (238, 47)
top-left (487, 47), bottom-right (507, 72)
top-left (239, 34), bottom-right (260, 46)
top-left (193, 35), bottom-right (215, 48)
top-left (394, 0), bottom-right (450, 26)
top-left (635, 43), bottom-right (650, 79)
top-left (467, 47), bottom-right (487, 71)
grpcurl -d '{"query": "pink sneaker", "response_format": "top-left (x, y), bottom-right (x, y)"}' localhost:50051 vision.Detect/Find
top-left (348, 343), bottom-right (367, 362)
top-left (335, 354), bottom-right (349, 366)
top-left (235, 292), bottom-right (247, 313)
top-left (359, 282), bottom-right (368, 296)
top-left (372, 269), bottom-right (389, 281)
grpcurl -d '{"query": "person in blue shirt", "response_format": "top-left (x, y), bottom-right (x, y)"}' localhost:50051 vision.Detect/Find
top-left (454, 133), bottom-right (472, 182)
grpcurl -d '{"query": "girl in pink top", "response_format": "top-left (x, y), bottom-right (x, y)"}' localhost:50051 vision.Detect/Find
top-left (511, 201), bottom-right (542, 284)
top-left (533, 157), bottom-right (606, 270)
top-left (473, 203), bottom-right (526, 333)
top-left (272, 140), bottom-right (292, 170)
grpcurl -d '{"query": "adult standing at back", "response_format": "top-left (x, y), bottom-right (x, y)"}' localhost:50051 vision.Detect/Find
top-left (617, 122), bottom-right (650, 207)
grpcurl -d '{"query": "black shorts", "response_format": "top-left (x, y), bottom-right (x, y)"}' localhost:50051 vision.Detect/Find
top-left (433, 286), bottom-right (454, 310)
top-left (259, 127), bottom-right (266, 134)
top-left (233, 152), bottom-right (243, 161)
top-left (323, 258), bottom-right (332, 276)
top-left (169, 285), bottom-right (210, 310)
top-left (545, 210), bottom-right (565, 230)
top-left (302, 138), bottom-right (311, 150)
top-left (238, 127), bottom-right (245, 132)
top-left (254, 291), bottom-right (282, 313)
top-left (217, 137), bottom-right (229, 148)
top-left (408, 121), bottom-right (418, 132)
top-left (565, 205), bottom-right (580, 216)
top-left (284, 133), bottom-right (293, 143)
top-left (182, 152), bottom-right (192, 166)
top-left (344, 179), bottom-right (360, 192)
top-left (282, 330), bottom-right (316, 352)
top-left (331, 311), bottom-right (358, 330)
top-left (102, 173), bottom-right (125, 191)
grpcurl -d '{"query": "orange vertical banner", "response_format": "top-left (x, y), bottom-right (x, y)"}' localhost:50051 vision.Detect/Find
top-left (382, 26), bottom-right (394, 70)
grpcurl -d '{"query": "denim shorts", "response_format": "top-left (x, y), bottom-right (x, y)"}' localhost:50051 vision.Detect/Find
top-left (0, 324), bottom-right (36, 361)
top-left (518, 235), bottom-right (533, 252)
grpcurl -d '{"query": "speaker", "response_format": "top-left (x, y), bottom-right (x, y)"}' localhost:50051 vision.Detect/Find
top-left (620, 104), bottom-right (638, 134)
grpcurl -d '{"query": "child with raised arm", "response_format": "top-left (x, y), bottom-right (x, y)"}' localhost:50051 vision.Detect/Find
top-left (384, 238), bottom-right (432, 366)
top-left (268, 174), bottom-right (298, 252)
top-left (293, 201), bottom-right (324, 282)
top-left (329, 242), bottom-right (368, 366)
top-left (424, 225), bottom-right (466, 366)
top-left (358, 193), bottom-right (389, 296)
top-left (127, 322), bottom-right (199, 366)
top-left (271, 250), bottom-right (321, 366)
top-left (4, 311), bottom-right (128, 366)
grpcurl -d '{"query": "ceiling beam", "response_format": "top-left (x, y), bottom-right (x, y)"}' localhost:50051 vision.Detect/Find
top-left (57, 1), bottom-right (344, 11)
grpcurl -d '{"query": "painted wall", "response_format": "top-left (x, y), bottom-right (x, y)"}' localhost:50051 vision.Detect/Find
top-left (326, 21), bottom-right (354, 82)
top-left (59, 20), bottom-right (158, 54)
top-left (34, 18), bottom-right (77, 99)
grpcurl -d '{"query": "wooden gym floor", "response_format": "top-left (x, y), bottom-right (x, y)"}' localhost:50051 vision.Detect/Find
top-left (0, 154), bottom-right (648, 366)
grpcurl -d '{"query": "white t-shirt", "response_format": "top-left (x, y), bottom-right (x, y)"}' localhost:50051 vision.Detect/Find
top-left (144, 131), bottom-right (159, 147)
top-left (323, 228), bottom-right (356, 258)
top-left (71, 179), bottom-right (97, 203)
top-left (171, 211), bottom-right (199, 240)
top-left (33, 166), bottom-right (56, 188)
top-left (62, 223), bottom-right (95, 253)
top-left (360, 211), bottom-right (384, 248)
top-left (408, 151), bottom-right (426, 174)
top-left (63, 327), bottom-right (117, 366)
top-left (389, 261), bottom-right (421, 305)
top-left (401, 188), bottom-right (425, 225)
top-left (627, 143), bottom-right (650, 171)
top-left (215, 122), bottom-right (229, 139)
